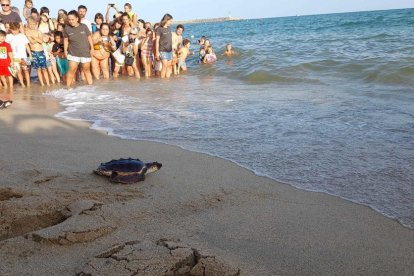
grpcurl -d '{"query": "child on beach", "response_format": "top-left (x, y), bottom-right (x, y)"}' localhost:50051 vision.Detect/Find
top-left (26, 18), bottom-right (50, 86)
top-left (203, 46), bottom-right (217, 64)
top-left (199, 37), bottom-right (210, 63)
top-left (123, 3), bottom-right (138, 26)
top-left (140, 28), bottom-right (154, 78)
top-left (42, 33), bottom-right (60, 84)
top-left (23, 0), bottom-right (34, 22)
top-left (177, 38), bottom-right (192, 74)
top-left (52, 31), bottom-right (68, 83)
top-left (6, 22), bottom-right (32, 87)
top-left (0, 30), bottom-right (14, 89)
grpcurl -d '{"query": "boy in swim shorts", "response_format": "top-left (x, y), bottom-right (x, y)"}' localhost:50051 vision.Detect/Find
top-left (26, 18), bottom-right (50, 86)
top-left (177, 38), bottom-right (192, 74)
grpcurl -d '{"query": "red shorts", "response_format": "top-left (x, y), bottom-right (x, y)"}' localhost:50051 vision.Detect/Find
top-left (0, 66), bottom-right (11, 76)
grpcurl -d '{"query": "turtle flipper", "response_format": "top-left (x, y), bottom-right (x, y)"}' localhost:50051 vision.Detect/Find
top-left (0, 100), bottom-right (11, 109)
top-left (110, 172), bottom-right (145, 184)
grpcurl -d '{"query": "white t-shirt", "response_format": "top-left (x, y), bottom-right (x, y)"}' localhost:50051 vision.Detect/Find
top-left (6, 33), bottom-right (29, 59)
top-left (81, 18), bottom-right (92, 32)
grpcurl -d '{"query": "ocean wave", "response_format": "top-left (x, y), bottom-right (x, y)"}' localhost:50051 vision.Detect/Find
top-left (362, 65), bottom-right (414, 86)
top-left (238, 70), bottom-right (322, 85)
top-left (355, 32), bottom-right (398, 41)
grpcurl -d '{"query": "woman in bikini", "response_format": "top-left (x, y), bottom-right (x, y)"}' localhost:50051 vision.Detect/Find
top-left (91, 23), bottom-right (115, 80)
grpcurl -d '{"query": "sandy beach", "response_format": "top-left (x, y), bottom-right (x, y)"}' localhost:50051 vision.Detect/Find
top-left (0, 88), bottom-right (413, 275)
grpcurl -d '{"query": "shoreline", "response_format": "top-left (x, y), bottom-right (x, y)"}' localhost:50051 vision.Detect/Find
top-left (52, 89), bottom-right (412, 231)
top-left (1, 89), bottom-right (413, 275)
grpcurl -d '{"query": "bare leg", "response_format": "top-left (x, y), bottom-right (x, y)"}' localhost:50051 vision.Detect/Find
top-left (113, 65), bottom-right (121, 78)
top-left (172, 58), bottom-right (178, 75)
top-left (7, 76), bottom-right (13, 89)
top-left (160, 59), bottom-right (168, 78)
top-left (42, 69), bottom-right (50, 86)
top-left (24, 69), bottom-right (30, 87)
top-left (66, 61), bottom-right (79, 87)
top-left (17, 68), bottom-right (25, 87)
top-left (91, 57), bottom-right (101, 80)
top-left (47, 67), bottom-right (55, 84)
top-left (100, 58), bottom-right (110, 79)
top-left (0, 76), bottom-right (8, 88)
top-left (81, 62), bottom-right (93, 85)
top-left (141, 57), bottom-right (151, 78)
top-left (37, 68), bottom-right (44, 86)
top-left (165, 60), bottom-right (172, 78)
top-left (132, 62), bottom-right (141, 79)
top-left (52, 62), bottom-right (61, 83)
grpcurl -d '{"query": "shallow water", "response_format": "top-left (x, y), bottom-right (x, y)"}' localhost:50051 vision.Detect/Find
top-left (49, 9), bottom-right (414, 229)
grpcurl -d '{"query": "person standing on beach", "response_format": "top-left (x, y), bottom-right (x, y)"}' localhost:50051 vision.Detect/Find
top-left (78, 5), bottom-right (91, 32)
top-left (123, 3), bottom-right (137, 27)
top-left (22, 0), bottom-right (33, 22)
top-left (0, 30), bottom-right (13, 89)
top-left (26, 17), bottom-right (50, 86)
top-left (63, 10), bottom-right (93, 87)
top-left (155, 13), bottom-right (173, 78)
top-left (172, 24), bottom-right (184, 75)
top-left (0, 0), bottom-right (22, 31)
top-left (177, 38), bottom-right (192, 74)
top-left (37, 12), bottom-right (54, 34)
top-left (91, 22), bottom-right (114, 79)
top-left (52, 31), bottom-right (68, 84)
top-left (122, 27), bottom-right (140, 79)
top-left (6, 22), bottom-right (31, 87)
top-left (140, 28), bottom-right (154, 78)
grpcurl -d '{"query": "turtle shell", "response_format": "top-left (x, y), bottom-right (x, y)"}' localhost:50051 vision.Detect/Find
top-left (94, 158), bottom-right (147, 177)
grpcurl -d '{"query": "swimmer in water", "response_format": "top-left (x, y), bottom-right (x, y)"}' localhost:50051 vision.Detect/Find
top-left (224, 43), bottom-right (235, 56)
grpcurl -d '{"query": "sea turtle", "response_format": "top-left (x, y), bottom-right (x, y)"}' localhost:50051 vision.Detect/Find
top-left (94, 158), bottom-right (162, 184)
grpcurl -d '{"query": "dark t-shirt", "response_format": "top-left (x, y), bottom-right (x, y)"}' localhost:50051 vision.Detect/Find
top-left (0, 11), bottom-right (22, 24)
top-left (63, 23), bottom-right (91, 58)
top-left (52, 43), bottom-right (64, 54)
top-left (156, 26), bottom-right (172, 52)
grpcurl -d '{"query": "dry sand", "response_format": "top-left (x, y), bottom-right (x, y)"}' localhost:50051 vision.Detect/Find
top-left (0, 89), bottom-right (413, 275)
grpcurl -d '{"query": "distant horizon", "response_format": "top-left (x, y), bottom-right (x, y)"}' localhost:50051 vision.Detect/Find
top-left (13, 0), bottom-right (413, 24)
top-left (173, 7), bottom-right (414, 22)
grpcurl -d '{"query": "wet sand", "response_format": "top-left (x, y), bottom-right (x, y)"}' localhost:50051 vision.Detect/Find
top-left (0, 88), bottom-right (413, 275)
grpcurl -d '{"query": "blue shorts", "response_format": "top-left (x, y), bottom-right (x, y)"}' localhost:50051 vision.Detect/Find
top-left (31, 51), bottom-right (47, 69)
top-left (160, 51), bottom-right (173, 61)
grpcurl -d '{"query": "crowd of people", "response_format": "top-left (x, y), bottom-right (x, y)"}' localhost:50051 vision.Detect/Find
top-left (0, 0), bottom-right (231, 92)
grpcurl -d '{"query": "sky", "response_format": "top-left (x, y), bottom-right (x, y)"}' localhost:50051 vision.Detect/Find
top-left (12, 0), bottom-right (414, 22)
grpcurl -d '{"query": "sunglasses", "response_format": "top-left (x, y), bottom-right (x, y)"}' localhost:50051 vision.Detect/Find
top-left (1, 4), bottom-right (10, 7)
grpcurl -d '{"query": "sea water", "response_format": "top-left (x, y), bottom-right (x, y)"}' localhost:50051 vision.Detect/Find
top-left (48, 9), bottom-right (414, 229)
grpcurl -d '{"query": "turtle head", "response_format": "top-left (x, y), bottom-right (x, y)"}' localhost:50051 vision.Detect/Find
top-left (145, 162), bottom-right (162, 174)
